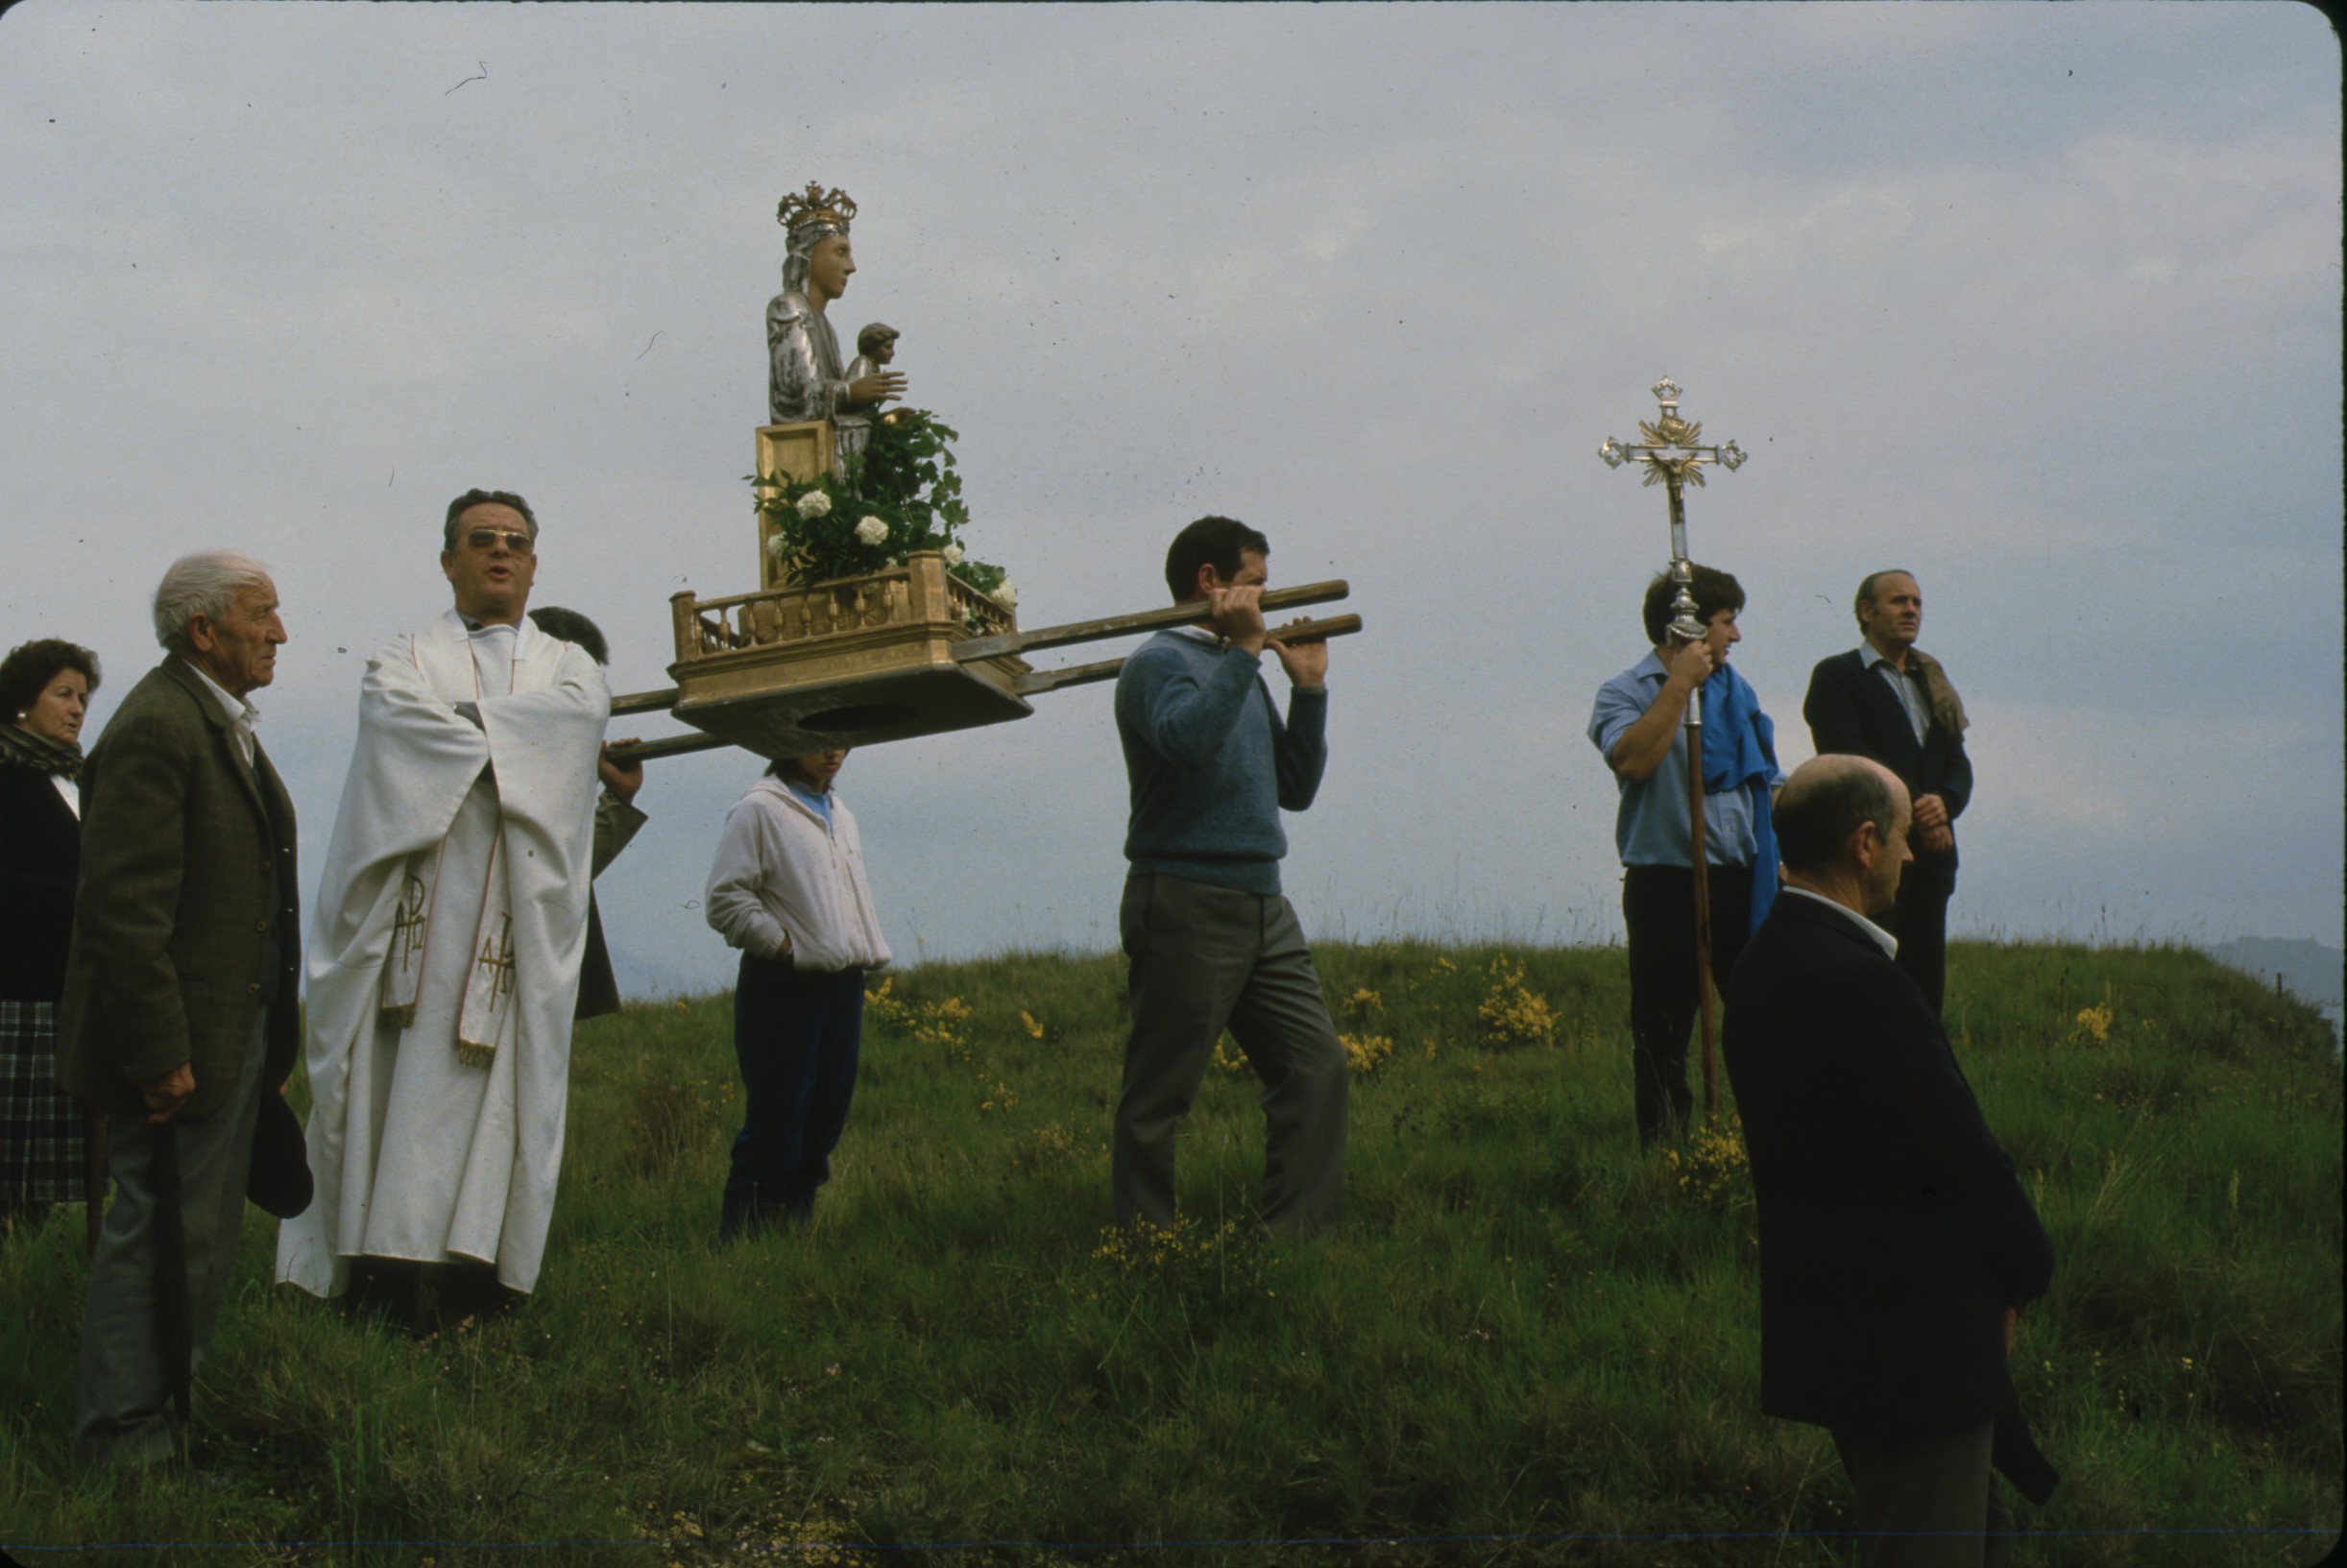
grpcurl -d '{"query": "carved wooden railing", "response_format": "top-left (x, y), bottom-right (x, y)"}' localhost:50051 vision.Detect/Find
top-left (669, 551), bottom-right (1013, 665)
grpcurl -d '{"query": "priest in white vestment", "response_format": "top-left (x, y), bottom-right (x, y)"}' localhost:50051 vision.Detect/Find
top-left (278, 491), bottom-right (608, 1298)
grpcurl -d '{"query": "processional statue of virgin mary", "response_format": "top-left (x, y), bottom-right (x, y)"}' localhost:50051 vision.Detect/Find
top-left (766, 183), bottom-right (906, 469)
top-left (617, 178), bottom-right (1358, 765)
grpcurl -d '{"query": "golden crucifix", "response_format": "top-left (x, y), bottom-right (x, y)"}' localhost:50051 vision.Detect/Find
top-left (1601, 377), bottom-right (1748, 1121)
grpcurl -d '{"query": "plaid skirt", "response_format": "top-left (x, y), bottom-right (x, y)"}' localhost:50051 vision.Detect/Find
top-left (1, 998), bottom-right (88, 1205)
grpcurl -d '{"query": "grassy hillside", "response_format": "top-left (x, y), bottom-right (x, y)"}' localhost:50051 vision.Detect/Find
top-left (3, 941), bottom-right (2339, 1564)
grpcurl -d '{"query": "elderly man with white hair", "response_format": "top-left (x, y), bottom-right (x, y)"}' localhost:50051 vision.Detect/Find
top-left (58, 549), bottom-right (301, 1466)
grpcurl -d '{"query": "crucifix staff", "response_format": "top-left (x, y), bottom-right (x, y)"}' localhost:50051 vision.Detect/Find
top-left (1601, 377), bottom-right (1747, 1120)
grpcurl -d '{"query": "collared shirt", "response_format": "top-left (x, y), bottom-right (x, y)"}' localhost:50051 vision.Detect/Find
top-left (466, 618), bottom-right (518, 692)
top-left (1587, 651), bottom-right (1775, 869)
top-left (1778, 884), bottom-right (1899, 958)
top-left (179, 656), bottom-right (259, 769)
top-left (1860, 642), bottom-right (1931, 746)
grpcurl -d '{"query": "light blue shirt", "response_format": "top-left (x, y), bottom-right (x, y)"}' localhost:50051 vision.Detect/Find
top-left (785, 777), bottom-right (834, 829)
top-left (1586, 652), bottom-right (1780, 869)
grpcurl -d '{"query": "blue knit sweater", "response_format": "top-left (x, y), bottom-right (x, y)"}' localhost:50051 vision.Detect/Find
top-left (1113, 630), bottom-right (1328, 895)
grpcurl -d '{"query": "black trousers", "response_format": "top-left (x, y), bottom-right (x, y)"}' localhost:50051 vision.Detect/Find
top-left (1622, 863), bottom-right (1754, 1147)
top-left (721, 958), bottom-right (865, 1241)
top-left (1887, 865), bottom-right (1955, 1020)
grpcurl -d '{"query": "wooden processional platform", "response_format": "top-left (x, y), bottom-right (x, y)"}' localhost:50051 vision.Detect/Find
top-left (608, 420), bottom-right (1358, 764)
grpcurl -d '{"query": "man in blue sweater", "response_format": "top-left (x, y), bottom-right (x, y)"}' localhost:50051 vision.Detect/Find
top-left (1111, 515), bottom-right (1346, 1236)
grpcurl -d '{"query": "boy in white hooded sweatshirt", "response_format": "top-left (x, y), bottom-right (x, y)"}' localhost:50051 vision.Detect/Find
top-left (703, 748), bottom-right (889, 1241)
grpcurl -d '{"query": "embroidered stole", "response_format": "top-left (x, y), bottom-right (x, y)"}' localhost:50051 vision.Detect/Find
top-left (379, 628), bottom-right (520, 1068)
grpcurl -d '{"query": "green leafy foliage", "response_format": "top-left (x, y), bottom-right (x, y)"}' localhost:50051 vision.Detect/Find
top-left (750, 410), bottom-right (1011, 606)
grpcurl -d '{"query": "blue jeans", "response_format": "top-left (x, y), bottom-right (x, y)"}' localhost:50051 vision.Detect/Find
top-left (720, 958), bottom-right (863, 1242)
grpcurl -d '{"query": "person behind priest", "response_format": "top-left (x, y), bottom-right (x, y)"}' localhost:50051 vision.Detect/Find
top-left (702, 747), bottom-right (889, 1242)
top-left (1586, 565), bottom-right (1782, 1150)
top-left (1111, 515), bottom-right (1347, 1237)
top-left (1724, 755), bottom-right (2056, 1566)
top-left (58, 554), bottom-right (298, 1465)
top-left (277, 490), bottom-right (608, 1320)
top-left (1, 638), bottom-right (103, 1236)
top-left (525, 606), bottom-right (646, 1023)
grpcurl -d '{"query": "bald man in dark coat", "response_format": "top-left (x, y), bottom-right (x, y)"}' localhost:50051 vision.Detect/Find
top-left (1725, 756), bottom-right (2053, 1566)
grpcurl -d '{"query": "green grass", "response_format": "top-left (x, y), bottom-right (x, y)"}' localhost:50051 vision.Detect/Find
top-left (2, 941), bottom-right (2338, 1565)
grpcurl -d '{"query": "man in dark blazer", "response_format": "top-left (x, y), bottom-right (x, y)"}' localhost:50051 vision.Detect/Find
top-left (1724, 756), bottom-right (2054, 1566)
top-left (58, 549), bottom-right (299, 1466)
top-left (1803, 569), bottom-right (1972, 1017)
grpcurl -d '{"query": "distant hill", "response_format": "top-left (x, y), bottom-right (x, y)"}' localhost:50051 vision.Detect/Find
top-left (2207, 937), bottom-right (2342, 1004)
top-left (2208, 936), bottom-right (2342, 1048)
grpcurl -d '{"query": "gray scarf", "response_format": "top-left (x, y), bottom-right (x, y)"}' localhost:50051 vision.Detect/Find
top-left (0, 721), bottom-right (82, 779)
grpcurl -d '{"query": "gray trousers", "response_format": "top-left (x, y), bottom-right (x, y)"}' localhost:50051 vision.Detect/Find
top-left (72, 1010), bottom-right (268, 1465)
top-left (1830, 1419), bottom-right (2015, 1568)
top-left (1113, 874), bottom-right (1347, 1235)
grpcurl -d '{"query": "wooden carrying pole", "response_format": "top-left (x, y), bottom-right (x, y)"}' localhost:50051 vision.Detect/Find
top-left (604, 615), bottom-right (1365, 764)
top-left (603, 584), bottom-right (1362, 763)
top-left (1012, 613), bottom-right (1361, 697)
top-left (947, 578), bottom-right (1350, 663)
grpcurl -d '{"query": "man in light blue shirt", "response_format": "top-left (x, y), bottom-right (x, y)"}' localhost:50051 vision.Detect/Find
top-left (1587, 564), bottom-right (1782, 1148)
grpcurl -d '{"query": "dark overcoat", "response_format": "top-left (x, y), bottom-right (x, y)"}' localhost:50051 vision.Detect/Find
top-left (0, 766), bottom-right (82, 1001)
top-left (1722, 893), bottom-right (2056, 1497)
top-left (1802, 648), bottom-right (1972, 880)
top-left (575, 789), bottom-right (646, 1021)
top-left (56, 659), bottom-right (300, 1121)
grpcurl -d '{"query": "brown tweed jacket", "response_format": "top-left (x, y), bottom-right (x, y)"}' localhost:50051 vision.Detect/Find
top-left (57, 659), bottom-right (301, 1121)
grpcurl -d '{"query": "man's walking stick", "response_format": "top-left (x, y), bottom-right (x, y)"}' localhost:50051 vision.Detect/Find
top-left (1602, 378), bottom-right (1748, 1122)
top-left (151, 1122), bottom-right (194, 1451)
top-left (85, 1109), bottom-right (106, 1256)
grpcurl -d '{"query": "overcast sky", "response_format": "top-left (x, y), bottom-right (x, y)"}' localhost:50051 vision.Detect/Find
top-left (4, 1), bottom-right (2338, 997)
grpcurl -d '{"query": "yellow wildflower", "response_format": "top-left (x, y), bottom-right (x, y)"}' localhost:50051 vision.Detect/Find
top-left (1340, 1033), bottom-right (1393, 1073)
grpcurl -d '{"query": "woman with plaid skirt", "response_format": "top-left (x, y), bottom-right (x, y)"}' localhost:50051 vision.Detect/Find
top-left (0, 639), bottom-right (101, 1235)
